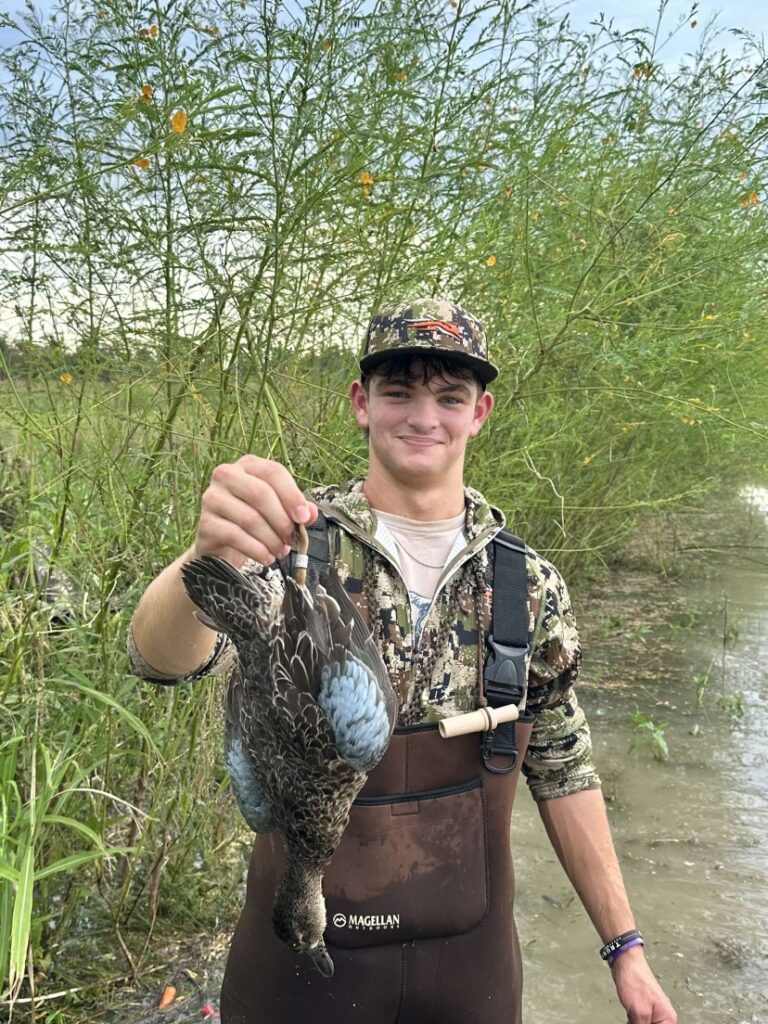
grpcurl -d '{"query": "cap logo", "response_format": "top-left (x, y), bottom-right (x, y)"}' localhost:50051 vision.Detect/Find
top-left (403, 318), bottom-right (462, 341)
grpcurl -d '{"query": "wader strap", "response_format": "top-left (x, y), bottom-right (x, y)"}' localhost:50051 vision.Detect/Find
top-left (482, 530), bottom-right (531, 774)
top-left (278, 511), bottom-right (331, 592)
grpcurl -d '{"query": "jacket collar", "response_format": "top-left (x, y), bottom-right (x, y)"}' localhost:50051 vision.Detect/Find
top-left (310, 476), bottom-right (505, 542)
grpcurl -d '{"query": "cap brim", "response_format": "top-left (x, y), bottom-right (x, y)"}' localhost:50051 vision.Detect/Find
top-left (359, 346), bottom-right (498, 384)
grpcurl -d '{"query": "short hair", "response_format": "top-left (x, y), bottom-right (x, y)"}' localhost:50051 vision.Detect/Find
top-left (360, 351), bottom-right (486, 394)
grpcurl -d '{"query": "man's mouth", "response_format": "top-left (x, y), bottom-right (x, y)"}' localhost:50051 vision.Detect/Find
top-left (399, 436), bottom-right (441, 447)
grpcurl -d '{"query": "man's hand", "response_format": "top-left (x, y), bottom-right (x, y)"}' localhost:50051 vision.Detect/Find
top-left (194, 455), bottom-right (318, 569)
top-left (611, 946), bottom-right (677, 1024)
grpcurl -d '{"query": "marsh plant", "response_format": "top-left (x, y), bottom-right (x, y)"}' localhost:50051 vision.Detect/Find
top-left (1, 0), bottom-right (767, 1014)
top-left (629, 711), bottom-right (670, 762)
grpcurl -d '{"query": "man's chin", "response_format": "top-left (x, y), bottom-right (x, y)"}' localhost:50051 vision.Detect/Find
top-left (391, 457), bottom-right (447, 482)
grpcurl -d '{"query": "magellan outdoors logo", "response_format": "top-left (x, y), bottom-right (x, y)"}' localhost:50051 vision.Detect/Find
top-left (331, 912), bottom-right (400, 930)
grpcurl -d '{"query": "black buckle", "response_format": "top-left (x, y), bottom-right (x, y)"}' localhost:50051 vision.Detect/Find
top-left (482, 635), bottom-right (528, 774)
top-left (484, 634), bottom-right (527, 706)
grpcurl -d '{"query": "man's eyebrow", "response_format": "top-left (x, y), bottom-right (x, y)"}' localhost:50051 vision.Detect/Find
top-left (431, 381), bottom-right (473, 395)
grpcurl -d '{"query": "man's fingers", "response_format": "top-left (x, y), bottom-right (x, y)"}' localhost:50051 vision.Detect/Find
top-left (202, 489), bottom-right (289, 562)
top-left (201, 456), bottom-right (319, 564)
top-left (201, 516), bottom-right (284, 566)
top-left (237, 455), bottom-right (317, 532)
top-left (213, 466), bottom-right (295, 546)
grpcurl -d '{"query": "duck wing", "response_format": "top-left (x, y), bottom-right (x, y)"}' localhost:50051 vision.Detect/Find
top-left (312, 570), bottom-right (398, 771)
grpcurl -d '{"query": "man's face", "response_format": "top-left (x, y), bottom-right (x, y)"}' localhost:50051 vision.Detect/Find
top-left (349, 361), bottom-right (494, 484)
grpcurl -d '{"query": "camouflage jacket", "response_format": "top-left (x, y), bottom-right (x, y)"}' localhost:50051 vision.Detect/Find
top-left (127, 478), bottom-right (601, 801)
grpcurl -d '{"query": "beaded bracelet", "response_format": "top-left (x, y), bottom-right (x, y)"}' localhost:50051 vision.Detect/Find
top-left (599, 929), bottom-right (644, 963)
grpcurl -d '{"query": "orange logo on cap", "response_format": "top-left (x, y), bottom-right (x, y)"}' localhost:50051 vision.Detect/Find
top-left (407, 320), bottom-right (462, 338)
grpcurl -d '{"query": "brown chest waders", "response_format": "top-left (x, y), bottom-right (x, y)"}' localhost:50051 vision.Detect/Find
top-left (220, 523), bottom-right (532, 1024)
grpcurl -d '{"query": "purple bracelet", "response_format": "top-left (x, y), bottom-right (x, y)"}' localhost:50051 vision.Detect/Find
top-left (608, 937), bottom-right (645, 965)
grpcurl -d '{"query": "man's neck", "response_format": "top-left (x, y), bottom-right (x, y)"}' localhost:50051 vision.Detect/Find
top-left (362, 472), bottom-right (465, 522)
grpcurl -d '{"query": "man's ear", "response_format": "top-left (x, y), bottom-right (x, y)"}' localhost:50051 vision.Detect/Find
top-left (469, 390), bottom-right (494, 437)
top-left (349, 379), bottom-right (369, 430)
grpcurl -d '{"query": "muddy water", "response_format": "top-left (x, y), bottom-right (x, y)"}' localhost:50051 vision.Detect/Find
top-left (516, 489), bottom-right (768, 1024)
top-left (102, 492), bottom-right (768, 1024)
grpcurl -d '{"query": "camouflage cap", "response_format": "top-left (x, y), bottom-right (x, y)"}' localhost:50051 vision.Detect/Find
top-left (359, 297), bottom-right (499, 384)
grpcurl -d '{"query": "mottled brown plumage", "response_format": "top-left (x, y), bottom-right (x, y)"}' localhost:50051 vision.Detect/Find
top-left (180, 555), bottom-right (396, 977)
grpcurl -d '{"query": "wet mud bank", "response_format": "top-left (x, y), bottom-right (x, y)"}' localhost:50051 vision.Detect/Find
top-left (517, 488), bottom-right (768, 1024)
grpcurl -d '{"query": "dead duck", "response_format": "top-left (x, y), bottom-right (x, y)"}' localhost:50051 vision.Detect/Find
top-left (180, 532), bottom-right (396, 978)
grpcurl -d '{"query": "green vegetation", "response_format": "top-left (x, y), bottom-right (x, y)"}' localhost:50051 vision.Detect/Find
top-left (1, 0), bottom-right (766, 1014)
top-left (628, 710), bottom-right (670, 761)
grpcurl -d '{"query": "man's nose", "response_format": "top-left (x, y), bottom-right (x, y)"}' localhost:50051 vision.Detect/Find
top-left (405, 395), bottom-right (440, 431)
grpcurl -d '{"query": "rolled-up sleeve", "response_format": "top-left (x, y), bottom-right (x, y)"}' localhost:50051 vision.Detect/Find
top-left (126, 622), bottom-right (236, 684)
top-left (522, 556), bottom-right (601, 802)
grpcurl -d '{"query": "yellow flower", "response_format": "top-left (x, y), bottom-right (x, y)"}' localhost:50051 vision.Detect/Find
top-left (396, 70), bottom-right (407, 82)
top-left (133, 157), bottom-right (150, 170)
top-left (170, 109), bottom-right (188, 134)
top-left (359, 171), bottom-right (374, 187)
top-left (140, 83), bottom-right (154, 102)
top-left (486, 254), bottom-right (497, 266)
top-left (149, 23), bottom-right (158, 38)
top-left (60, 372), bottom-right (73, 384)
top-left (667, 205), bottom-right (677, 215)
top-left (582, 453), bottom-right (595, 465)
top-left (322, 39), bottom-right (332, 51)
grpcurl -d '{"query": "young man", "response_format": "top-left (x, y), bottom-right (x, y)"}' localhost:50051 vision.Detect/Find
top-left (129, 298), bottom-right (677, 1023)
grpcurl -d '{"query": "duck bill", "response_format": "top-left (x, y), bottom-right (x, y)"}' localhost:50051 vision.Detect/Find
top-left (308, 945), bottom-right (335, 978)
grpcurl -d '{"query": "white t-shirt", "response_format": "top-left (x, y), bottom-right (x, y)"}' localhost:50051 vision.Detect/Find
top-left (371, 507), bottom-right (466, 646)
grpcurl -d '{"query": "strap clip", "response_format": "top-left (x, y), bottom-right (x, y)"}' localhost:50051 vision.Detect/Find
top-left (481, 724), bottom-right (518, 774)
top-left (483, 633), bottom-right (527, 708)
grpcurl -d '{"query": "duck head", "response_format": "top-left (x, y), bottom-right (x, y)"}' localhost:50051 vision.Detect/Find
top-left (273, 858), bottom-right (335, 978)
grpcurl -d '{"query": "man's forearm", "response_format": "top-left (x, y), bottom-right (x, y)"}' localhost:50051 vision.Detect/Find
top-left (130, 545), bottom-right (218, 677)
top-left (537, 786), bottom-right (636, 941)
top-left (539, 787), bottom-right (679, 1022)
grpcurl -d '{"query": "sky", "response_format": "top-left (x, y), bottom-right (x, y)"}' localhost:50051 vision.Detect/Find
top-left (0, 0), bottom-right (767, 58)
top-left (564, 0), bottom-right (766, 63)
